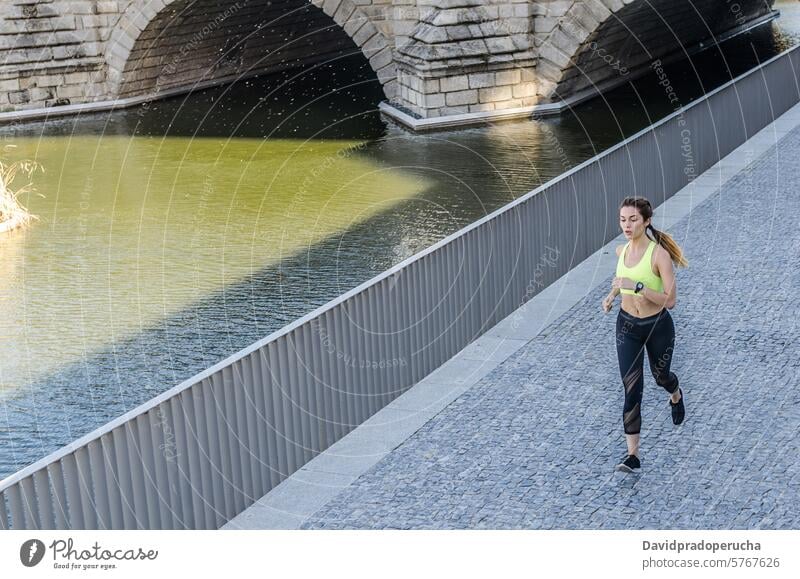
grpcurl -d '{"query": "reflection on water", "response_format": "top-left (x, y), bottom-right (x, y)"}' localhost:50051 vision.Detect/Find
top-left (1, 4), bottom-right (799, 479)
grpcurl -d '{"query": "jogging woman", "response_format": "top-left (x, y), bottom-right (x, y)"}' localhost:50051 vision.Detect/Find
top-left (601, 196), bottom-right (689, 473)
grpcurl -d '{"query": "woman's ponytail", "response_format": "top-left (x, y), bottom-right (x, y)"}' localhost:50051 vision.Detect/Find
top-left (647, 223), bottom-right (688, 267)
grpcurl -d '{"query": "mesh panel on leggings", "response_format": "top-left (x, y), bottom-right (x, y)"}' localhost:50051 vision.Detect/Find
top-left (624, 402), bottom-right (641, 434)
top-left (624, 366), bottom-right (642, 394)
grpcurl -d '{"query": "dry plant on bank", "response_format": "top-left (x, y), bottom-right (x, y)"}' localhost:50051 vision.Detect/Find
top-left (0, 144), bottom-right (43, 228)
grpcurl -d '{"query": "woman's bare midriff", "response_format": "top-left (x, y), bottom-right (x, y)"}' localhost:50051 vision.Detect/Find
top-left (620, 294), bottom-right (664, 318)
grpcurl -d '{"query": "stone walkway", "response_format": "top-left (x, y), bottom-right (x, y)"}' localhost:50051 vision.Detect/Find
top-left (225, 103), bottom-right (800, 530)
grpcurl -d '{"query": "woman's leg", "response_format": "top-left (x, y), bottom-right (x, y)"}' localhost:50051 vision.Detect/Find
top-left (645, 311), bottom-right (680, 400)
top-left (616, 312), bottom-right (646, 456)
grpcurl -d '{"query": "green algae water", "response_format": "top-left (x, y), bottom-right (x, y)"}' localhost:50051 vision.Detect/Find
top-left (0, 136), bottom-right (427, 390)
top-left (1, 3), bottom-right (799, 479)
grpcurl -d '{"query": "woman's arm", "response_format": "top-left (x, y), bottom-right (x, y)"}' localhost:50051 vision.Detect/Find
top-left (640, 247), bottom-right (677, 309)
top-left (608, 245), bottom-right (623, 298)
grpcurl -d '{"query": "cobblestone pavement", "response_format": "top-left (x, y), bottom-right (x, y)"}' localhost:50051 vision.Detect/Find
top-left (300, 125), bottom-right (800, 529)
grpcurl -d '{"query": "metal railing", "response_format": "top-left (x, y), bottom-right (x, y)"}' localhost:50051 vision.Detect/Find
top-left (2, 43), bottom-right (799, 529)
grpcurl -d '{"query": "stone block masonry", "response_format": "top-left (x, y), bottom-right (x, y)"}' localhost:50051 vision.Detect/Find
top-left (392, 0), bottom-right (539, 119)
top-left (0, 0), bottom-right (780, 129)
top-left (387, 0), bottom-right (777, 122)
top-left (0, 0), bottom-right (399, 114)
top-left (0, 0), bottom-right (113, 111)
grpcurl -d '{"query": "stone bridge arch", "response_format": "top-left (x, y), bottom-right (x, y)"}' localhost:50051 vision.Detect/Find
top-left (0, 0), bottom-right (780, 130)
top-left (383, 0), bottom-right (776, 124)
top-left (535, 0), bottom-right (777, 102)
top-left (104, 0), bottom-right (398, 102)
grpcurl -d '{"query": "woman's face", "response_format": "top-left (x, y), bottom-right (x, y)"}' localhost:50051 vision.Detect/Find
top-left (619, 206), bottom-right (649, 240)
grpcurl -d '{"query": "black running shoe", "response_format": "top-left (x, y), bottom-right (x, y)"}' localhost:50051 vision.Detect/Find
top-left (616, 454), bottom-right (641, 473)
top-left (670, 388), bottom-right (685, 425)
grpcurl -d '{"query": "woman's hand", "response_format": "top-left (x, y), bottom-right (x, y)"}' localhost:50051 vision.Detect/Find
top-left (602, 293), bottom-right (615, 313)
top-left (611, 276), bottom-right (635, 291)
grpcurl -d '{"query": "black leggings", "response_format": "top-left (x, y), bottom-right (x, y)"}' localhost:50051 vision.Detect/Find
top-left (615, 308), bottom-right (680, 435)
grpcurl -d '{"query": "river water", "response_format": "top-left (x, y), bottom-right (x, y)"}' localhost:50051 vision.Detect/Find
top-left (1, 4), bottom-right (799, 479)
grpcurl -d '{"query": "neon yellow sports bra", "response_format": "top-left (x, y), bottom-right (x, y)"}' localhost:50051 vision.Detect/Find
top-left (616, 239), bottom-right (663, 295)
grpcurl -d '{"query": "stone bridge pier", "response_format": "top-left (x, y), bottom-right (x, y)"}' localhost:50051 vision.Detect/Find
top-left (0, 0), bottom-right (779, 131)
top-left (387, 0), bottom-right (778, 128)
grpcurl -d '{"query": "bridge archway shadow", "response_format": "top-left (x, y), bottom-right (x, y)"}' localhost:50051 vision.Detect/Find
top-left (105, 0), bottom-right (397, 116)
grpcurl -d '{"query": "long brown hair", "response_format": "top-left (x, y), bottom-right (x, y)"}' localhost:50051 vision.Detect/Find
top-left (620, 196), bottom-right (688, 267)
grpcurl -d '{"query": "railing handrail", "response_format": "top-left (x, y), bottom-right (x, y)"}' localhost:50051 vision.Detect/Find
top-left (2, 41), bottom-right (798, 493)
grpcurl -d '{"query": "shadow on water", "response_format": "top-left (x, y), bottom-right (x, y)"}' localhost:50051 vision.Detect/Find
top-left (7, 51), bottom-right (388, 142)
